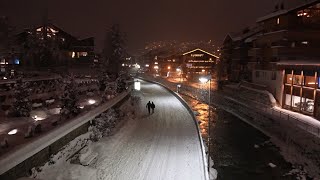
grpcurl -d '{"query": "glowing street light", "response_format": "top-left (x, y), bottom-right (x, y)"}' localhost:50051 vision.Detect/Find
top-left (8, 129), bottom-right (18, 135)
top-left (199, 75), bottom-right (212, 172)
top-left (88, 99), bottom-right (96, 105)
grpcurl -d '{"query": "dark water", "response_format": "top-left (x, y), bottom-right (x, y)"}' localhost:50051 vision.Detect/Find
top-left (182, 95), bottom-right (300, 180)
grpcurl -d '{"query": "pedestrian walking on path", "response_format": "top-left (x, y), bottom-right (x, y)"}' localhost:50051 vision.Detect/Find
top-left (146, 101), bottom-right (152, 114)
top-left (151, 102), bottom-right (155, 114)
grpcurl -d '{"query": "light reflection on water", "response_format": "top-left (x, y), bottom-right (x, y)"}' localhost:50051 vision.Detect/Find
top-left (184, 95), bottom-right (211, 141)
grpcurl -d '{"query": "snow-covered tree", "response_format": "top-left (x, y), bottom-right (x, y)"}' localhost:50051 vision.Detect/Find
top-left (10, 79), bottom-right (32, 117)
top-left (115, 71), bottom-right (127, 93)
top-left (102, 24), bottom-right (127, 77)
top-left (60, 76), bottom-right (79, 118)
top-left (89, 109), bottom-right (118, 141)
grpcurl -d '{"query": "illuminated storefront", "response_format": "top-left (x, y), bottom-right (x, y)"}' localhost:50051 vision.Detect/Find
top-left (182, 48), bottom-right (219, 80)
top-left (281, 63), bottom-right (320, 119)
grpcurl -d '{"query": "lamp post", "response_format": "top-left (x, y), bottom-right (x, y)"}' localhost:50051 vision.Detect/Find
top-left (199, 75), bottom-right (211, 172)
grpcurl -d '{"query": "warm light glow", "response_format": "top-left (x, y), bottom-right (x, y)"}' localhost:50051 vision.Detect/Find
top-left (8, 129), bottom-right (17, 135)
top-left (3, 77), bottom-right (7, 80)
top-left (202, 69), bottom-right (205, 72)
top-left (154, 62), bottom-right (158, 65)
top-left (33, 115), bottom-right (45, 121)
top-left (308, 82), bottom-right (316, 85)
top-left (182, 48), bottom-right (219, 58)
top-left (154, 65), bottom-right (159, 69)
top-left (88, 99), bottom-right (96, 105)
top-left (136, 64), bottom-right (140, 68)
top-left (277, 17), bottom-right (280, 25)
top-left (79, 106), bottom-right (84, 109)
top-left (122, 63), bottom-right (125, 67)
top-left (199, 77), bottom-right (209, 83)
top-left (145, 64), bottom-right (149, 67)
top-left (71, 52), bottom-right (75, 58)
top-left (176, 68), bottom-right (181, 72)
top-left (168, 66), bottom-right (171, 70)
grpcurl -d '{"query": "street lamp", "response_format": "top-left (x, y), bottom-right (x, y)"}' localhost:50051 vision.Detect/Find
top-left (176, 68), bottom-right (182, 84)
top-left (199, 75), bottom-right (211, 172)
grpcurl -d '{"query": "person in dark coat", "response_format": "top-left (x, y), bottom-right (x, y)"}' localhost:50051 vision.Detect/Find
top-left (146, 101), bottom-right (152, 114)
top-left (151, 102), bottom-right (155, 114)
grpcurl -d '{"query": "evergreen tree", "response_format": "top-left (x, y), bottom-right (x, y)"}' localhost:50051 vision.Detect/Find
top-left (60, 76), bottom-right (79, 118)
top-left (102, 24), bottom-right (126, 77)
top-left (116, 71), bottom-right (127, 93)
top-left (11, 79), bottom-right (32, 117)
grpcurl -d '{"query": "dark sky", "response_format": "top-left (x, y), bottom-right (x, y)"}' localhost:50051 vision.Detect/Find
top-left (0, 0), bottom-right (297, 54)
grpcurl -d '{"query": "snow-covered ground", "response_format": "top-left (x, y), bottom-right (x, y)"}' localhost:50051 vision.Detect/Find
top-left (273, 106), bottom-right (320, 128)
top-left (35, 80), bottom-right (207, 180)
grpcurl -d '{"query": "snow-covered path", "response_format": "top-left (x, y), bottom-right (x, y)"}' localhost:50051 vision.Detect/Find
top-left (44, 80), bottom-right (207, 180)
top-left (92, 80), bottom-right (206, 180)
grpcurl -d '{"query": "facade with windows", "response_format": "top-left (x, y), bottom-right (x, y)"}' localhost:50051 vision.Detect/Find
top-left (15, 23), bottom-right (94, 69)
top-left (222, 0), bottom-right (320, 120)
top-left (278, 62), bottom-right (320, 118)
top-left (182, 48), bottom-right (218, 80)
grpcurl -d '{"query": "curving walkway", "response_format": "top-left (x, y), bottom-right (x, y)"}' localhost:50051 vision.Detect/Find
top-left (40, 80), bottom-right (207, 180)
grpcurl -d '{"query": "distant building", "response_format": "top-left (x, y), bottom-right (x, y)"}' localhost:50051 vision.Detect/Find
top-left (154, 48), bottom-right (218, 81)
top-left (0, 23), bottom-right (95, 76)
top-left (182, 48), bottom-right (218, 80)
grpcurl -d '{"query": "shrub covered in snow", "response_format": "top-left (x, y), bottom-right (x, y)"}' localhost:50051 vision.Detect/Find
top-left (60, 76), bottom-right (80, 118)
top-left (10, 78), bottom-right (32, 117)
top-left (89, 108), bottom-right (119, 141)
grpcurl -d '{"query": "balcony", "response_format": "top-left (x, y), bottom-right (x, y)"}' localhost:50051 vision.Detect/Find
top-left (271, 46), bottom-right (320, 57)
top-left (248, 48), bottom-right (262, 57)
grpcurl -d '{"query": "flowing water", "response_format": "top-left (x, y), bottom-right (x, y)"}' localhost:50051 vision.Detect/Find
top-left (182, 95), bottom-right (305, 180)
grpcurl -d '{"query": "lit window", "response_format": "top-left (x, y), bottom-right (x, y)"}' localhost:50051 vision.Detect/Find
top-left (79, 52), bottom-right (88, 57)
top-left (71, 52), bottom-right (75, 58)
top-left (277, 18), bottom-right (280, 25)
top-left (301, 41), bottom-right (308, 45)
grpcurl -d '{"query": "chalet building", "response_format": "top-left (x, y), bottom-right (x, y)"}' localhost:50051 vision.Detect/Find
top-left (158, 53), bottom-right (182, 77)
top-left (182, 48), bottom-right (218, 80)
top-left (222, 26), bottom-right (261, 82)
top-left (223, 0), bottom-right (320, 119)
top-left (252, 0), bottom-right (320, 119)
top-left (0, 23), bottom-right (95, 76)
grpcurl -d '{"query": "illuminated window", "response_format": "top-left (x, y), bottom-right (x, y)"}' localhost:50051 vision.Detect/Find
top-left (301, 41), bottom-right (308, 45)
top-left (277, 18), bottom-right (280, 25)
top-left (71, 52), bottom-right (76, 58)
top-left (79, 52), bottom-right (88, 57)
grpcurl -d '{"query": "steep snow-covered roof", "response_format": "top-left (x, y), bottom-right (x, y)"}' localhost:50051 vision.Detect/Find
top-left (182, 48), bottom-right (219, 58)
top-left (257, 0), bottom-right (320, 22)
top-left (225, 25), bottom-right (262, 43)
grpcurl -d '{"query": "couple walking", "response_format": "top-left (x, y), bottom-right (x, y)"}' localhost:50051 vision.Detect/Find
top-left (146, 101), bottom-right (155, 114)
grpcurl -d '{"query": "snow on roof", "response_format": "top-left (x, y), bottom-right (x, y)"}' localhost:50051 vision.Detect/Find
top-left (182, 48), bottom-right (219, 58)
top-left (227, 25), bottom-right (262, 42)
top-left (257, 0), bottom-right (320, 22)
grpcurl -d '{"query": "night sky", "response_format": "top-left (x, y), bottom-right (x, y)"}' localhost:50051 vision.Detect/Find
top-left (0, 0), bottom-right (300, 53)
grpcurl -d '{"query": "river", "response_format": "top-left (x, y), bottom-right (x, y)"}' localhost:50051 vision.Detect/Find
top-left (181, 95), bottom-right (305, 180)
